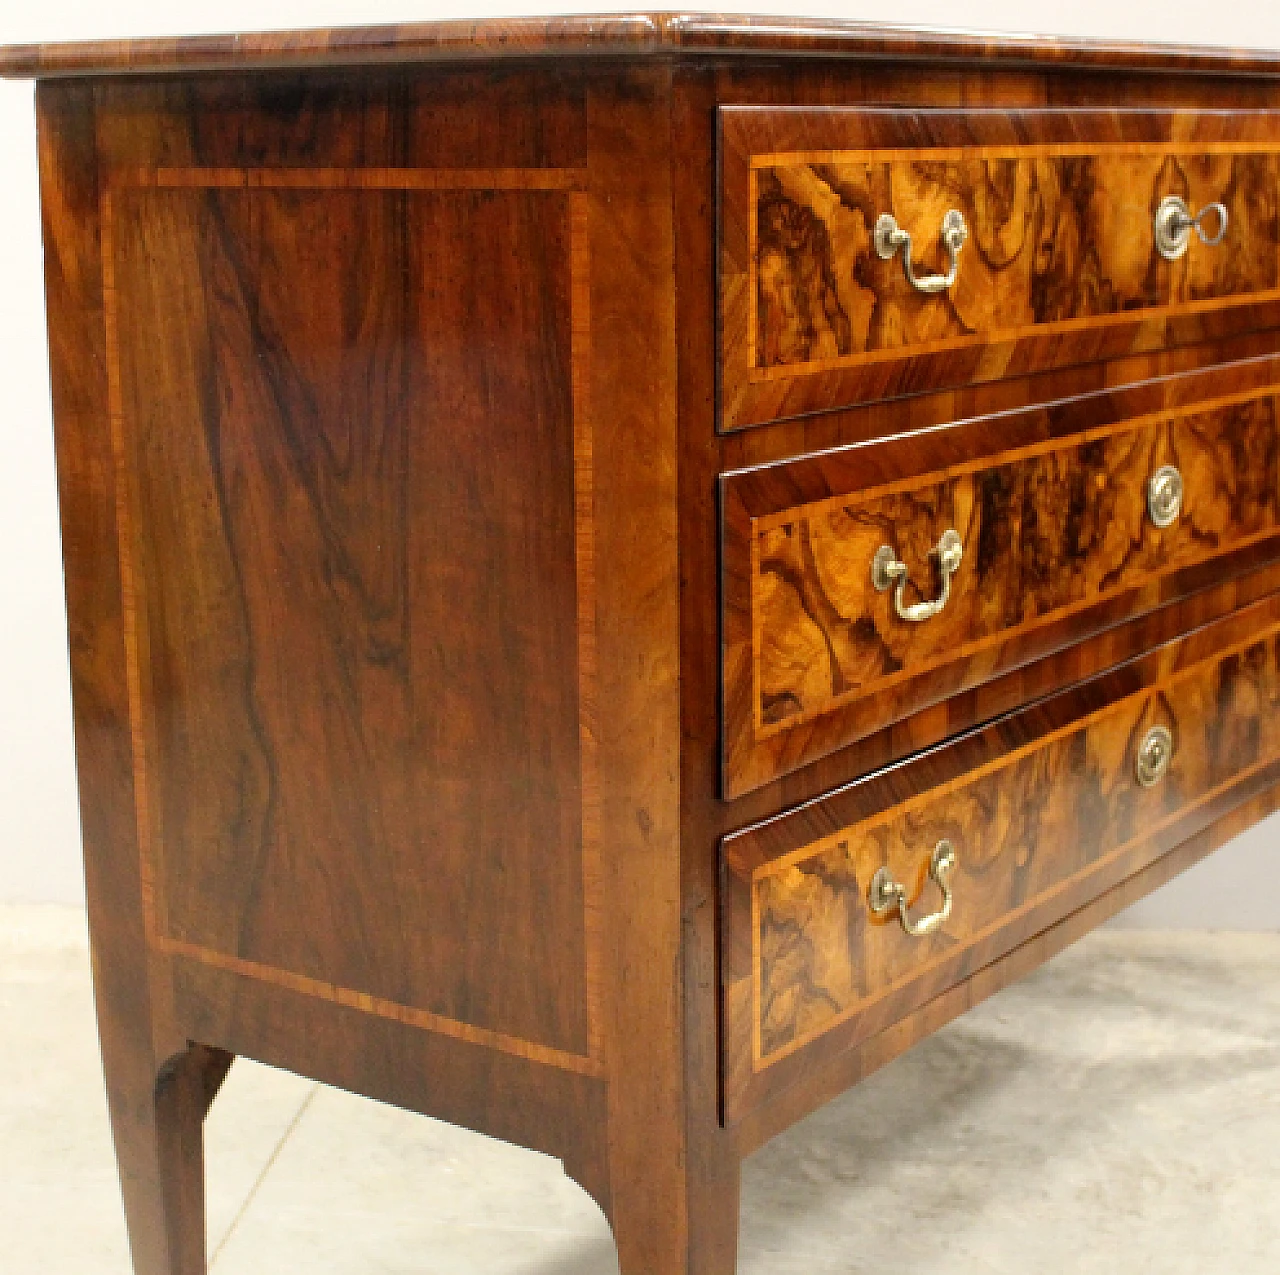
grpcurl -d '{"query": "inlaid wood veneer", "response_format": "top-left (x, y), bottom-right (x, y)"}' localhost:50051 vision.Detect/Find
top-left (722, 595), bottom-right (1280, 1121)
top-left (102, 162), bottom-right (604, 1074)
top-left (722, 368), bottom-right (1280, 795)
top-left (720, 108), bottom-right (1280, 430)
top-left (12, 16), bottom-right (1280, 1275)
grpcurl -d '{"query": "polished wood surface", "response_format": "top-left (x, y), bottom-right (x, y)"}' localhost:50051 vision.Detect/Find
top-left (721, 107), bottom-right (1280, 428)
top-left (35, 63), bottom-right (682, 1273)
top-left (111, 172), bottom-right (597, 1066)
top-left (680, 43), bottom-right (1280, 1270)
top-left (18, 19), bottom-right (1280, 1275)
top-left (735, 777), bottom-right (1280, 1155)
top-left (582, 68), bottom-right (692, 1273)
top-left (723, 595), bottom-right (1280, 1121)
top-left (723, 365), bottom-right (1280, 794)
top-left (9, 12), bottom-right (1280, 79)
top-left (37, 79), bottom-right (226, 1275)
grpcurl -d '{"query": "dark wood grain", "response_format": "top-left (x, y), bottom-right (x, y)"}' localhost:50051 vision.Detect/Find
top-left (584, 66), bottom-right (704, 1274)
top-left (722, 594), bottom-right (1280, 1122)
top-left (721, 107), bottom-right (1280, 429)
top-left (10, 13), bottom-right (1280, 79)
top-left (108, 171), bottom-right (599, 1066)
top-left (723, 370), bottom-right (1280, 794)
top-left (37, 78), bottom-right (239, 1275)
top-left (90, 70), bottom-right (586, 173)
top-left (24, 32), bottom-right (1280, 1275)
top-left (673, 63), bottom-right (745, 1275)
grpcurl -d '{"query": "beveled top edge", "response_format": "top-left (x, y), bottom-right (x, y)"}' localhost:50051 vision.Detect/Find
top-left (3, 11), bottom-right (1280, 80)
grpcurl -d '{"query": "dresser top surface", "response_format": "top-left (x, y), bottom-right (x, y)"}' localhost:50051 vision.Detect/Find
top-left (3, 11), bottom-right (1280, 80)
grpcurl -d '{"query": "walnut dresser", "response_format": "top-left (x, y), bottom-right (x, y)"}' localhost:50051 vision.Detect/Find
top-left (5, 13), bottom-right (1280, 1273)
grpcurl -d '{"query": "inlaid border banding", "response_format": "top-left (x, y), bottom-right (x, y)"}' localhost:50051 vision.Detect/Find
top-left (738, 612), bottom-right (1280, 1074)
top-left (99, 165), bottom-right (605, 1079)
top-left (720, 107), bottom-right (1280, 431)
top-left (746, 383), bottom-right (1280, 741)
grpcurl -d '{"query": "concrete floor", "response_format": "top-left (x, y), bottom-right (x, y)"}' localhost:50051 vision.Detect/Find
top-left (2, 905), bottom-right (1278, 1273)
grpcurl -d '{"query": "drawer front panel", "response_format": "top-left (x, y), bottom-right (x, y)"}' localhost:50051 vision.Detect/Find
top-left (722, 600), bottom-right (1280, 1122)
top-left (722, 373), bottom-right (1280, 796)
top-left (720, 107), bottom-right (1280, 430)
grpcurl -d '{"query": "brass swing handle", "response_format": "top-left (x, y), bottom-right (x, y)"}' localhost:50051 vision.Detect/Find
top-left (872, 529), bottom-right (964, 623)
top-left (869, 840), bottom-right (958, 938)
top-left (874, 208), bottom-right (969, 294)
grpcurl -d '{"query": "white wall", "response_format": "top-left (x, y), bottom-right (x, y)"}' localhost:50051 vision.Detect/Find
top-left (0, 1), bottom-right (1277, 925)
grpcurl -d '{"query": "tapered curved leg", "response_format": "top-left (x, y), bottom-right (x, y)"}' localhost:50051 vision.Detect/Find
top-left (606, 1152), bottom-right (740, 1275)
top-left (100, 1041), bottom-right (233, 1275)
top-left (600, 1083), bottom-right (741, 1275)
top-left (604, 1167), bottom-right (740, 1275)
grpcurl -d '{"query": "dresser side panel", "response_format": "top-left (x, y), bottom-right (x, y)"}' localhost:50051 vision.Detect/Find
top-left (90, 73), bottom-right (603, 1073)
top-left (36, 80), bottom-right (158, 1057)
top-left (35, 80), bottom-right (211, 1269)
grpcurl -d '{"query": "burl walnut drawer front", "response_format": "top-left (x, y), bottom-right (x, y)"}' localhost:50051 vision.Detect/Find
top-left (719, 107), bottom-right (1280, 431)
top-left (722, 367), bottom-right (1280, 797)
top-left (721, 598), bottom-right (1280, 1122)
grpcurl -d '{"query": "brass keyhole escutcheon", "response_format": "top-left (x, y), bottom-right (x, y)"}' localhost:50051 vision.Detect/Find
top-left (1148, 465), bottom-right (1184, 529)
top-left (1135, 725), bottom-right (1175, 788)
top-left (1154, 195), bottom-right (1229, 261)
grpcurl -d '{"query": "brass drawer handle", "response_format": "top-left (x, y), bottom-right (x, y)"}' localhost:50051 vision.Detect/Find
top-left (1154, 195), bottom-right (1229, 261)
top-left (869, 840), bottom-right (958, 938)
top-left (1148, 464), bottom-right (1184, 528)
top-left (872, 529), bottom-right (964, 623)
top-left (1135, 725), bottom-right (1175, 788)
top-left (874, 208), bottom-right (968, 294)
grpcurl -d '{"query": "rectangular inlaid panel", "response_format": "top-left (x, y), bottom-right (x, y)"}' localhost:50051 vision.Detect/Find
top-left (720, 107), bottom-right (1280, 430)
top-left (721, 598), bottom-right (1280, 1121)
top-left (107, 175), bottom-right (600, 1070)
top-left (722, 376), bottom-right (1280, 795)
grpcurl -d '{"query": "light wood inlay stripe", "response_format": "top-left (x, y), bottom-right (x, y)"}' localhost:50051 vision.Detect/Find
top-left (102, 168), bottom-right (604, 1074)
top-left (751, 140), bottom-right (1280, 168)
top-left (748, 291), bottom-right (1280, 379)
top-left (110, 166), bottom-right (586, 191)
top-left (747, 615), bottom-right (1280, 1069)
top-left (154, 933), bottom-right (607, 1078)
top-left (569, 190), bottom-right (606, 1065)
top-left (99, 188), bottom-right (160, 947)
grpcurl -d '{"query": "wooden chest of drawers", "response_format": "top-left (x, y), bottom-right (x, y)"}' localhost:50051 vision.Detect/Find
top-left (5, 13), bottom-right (1280, 1274)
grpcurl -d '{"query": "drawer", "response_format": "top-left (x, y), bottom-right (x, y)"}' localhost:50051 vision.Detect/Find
top-left (721, 597), bottom-right (1280, 1123)
top-left (721, 367), bottom-right (1280, 797)
top-left (719, 106), bottom-right (1280, 431)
